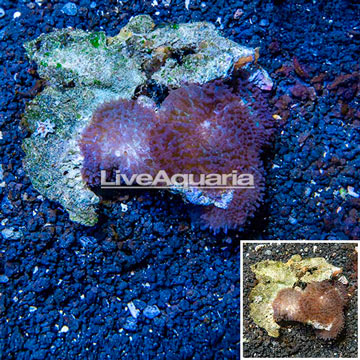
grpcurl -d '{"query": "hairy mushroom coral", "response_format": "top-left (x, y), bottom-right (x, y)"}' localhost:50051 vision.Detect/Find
top-left (80, 77), bottom-right (274, 232)
top-left (272, 280), bottom-right (349, 339)
top-left (149, 79), bottom-right (274, 232)
top-left (80, 99), bottom-right (157, 186)
top-left (272, 288), bottom-right (305, 323)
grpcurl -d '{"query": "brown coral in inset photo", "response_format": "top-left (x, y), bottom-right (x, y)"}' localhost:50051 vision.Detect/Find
top-left (301, 280), bottom-right (348, 339)
top-left (272, 280), bottom-right (349, 339)
top-left (272, 288), bottom-right (304, 323)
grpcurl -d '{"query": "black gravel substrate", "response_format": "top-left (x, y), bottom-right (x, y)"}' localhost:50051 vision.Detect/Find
top-left (242, 242), bottom-right (358, 358)
top-left (0, 0), bottom-right (360, 359)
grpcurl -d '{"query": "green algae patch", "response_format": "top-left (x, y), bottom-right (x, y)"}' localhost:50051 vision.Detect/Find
top-left (249, 255), bottom-right (342, 337)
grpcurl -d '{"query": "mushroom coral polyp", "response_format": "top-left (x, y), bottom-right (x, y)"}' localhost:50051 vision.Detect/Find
top-left (80, 78), bottom-right (274, 232)
top-left (80, 99), bottom-right (156, 185)
top-left (272, 280), bottom-right (348, 339)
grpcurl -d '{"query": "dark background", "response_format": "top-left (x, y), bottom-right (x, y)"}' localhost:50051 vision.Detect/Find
top-left (0, 0), bottom-right (359, 359)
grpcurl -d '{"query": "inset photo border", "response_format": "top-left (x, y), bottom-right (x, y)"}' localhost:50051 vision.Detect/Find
top-left (241, 240), bottom-right (359, 359)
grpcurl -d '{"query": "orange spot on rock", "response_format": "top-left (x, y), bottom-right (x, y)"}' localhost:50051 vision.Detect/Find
top-left (293, 57), bottom-right (310, 79)
top-left (234, 55), bottom-right (254, 69)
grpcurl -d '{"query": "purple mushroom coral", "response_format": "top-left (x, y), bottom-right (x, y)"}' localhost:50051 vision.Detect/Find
top-left (80, 76), bottom-right (274, 232)
top-left (150, 79), bottom-right (274, 231)
top-left (80, 99), bottom-right (156, 186)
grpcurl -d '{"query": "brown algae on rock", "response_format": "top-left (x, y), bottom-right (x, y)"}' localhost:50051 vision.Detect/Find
top-left (249, 255), bottom-right (342, 337)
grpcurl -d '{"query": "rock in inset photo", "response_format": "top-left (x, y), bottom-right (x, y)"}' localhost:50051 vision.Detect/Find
top-left (241, 241), bottom-right (358, 358)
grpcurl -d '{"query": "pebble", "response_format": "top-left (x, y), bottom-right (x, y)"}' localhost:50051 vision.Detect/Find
top-left (255, 244), bottom-right (265, 251)
top-left (0, 8), bottom-right (5, 18)
top-left (233, 9), bottom-right (244, 19)
top-left (123, 317), bottom-right (137, 332)
top-left (127, 301), bottom-right (140, 319)
top-left (143, 305), bottom-right (161, 319)
top-left (0, 275), bottom-right (9, 283)
top-left (347, 186), bottom-right (359, 198)
top-left (259, 19), bottom-right (269, 27)
top-left (205, 268), bottom-right (217, 281)
top-left (264, 250), bottom-right (272, 256)
top-left (338, 275), bottom-right (348, 285)
top-left (62, 2), bottom-right (78, 16)
top-left (1, 227), bottom-right (23, 240)
top-left (59, 325), bottom-right (69, 333)
top-left (79, 236), bottom-right (96, 247)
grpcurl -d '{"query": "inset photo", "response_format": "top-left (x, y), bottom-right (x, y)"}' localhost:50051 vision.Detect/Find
top-left (241, 241), bottom-right (359, 359)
